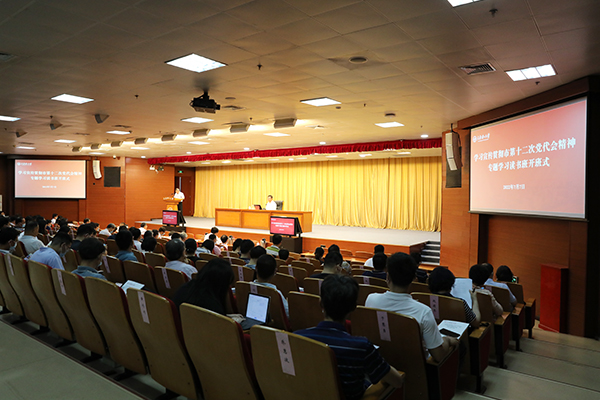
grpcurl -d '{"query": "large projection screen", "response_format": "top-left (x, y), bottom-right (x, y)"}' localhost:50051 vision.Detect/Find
top-left (15, 160), bottom-right (87, 199)
top-left (470, 98), bottom-right (586, 219)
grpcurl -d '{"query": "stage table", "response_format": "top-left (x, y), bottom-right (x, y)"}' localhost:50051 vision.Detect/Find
top-left (215, 208), bottom-right (313, 233)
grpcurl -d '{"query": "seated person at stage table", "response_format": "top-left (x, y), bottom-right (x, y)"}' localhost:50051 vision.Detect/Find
top-left (29, 233), bottom-right (72, 271)
top-left (130, 227), bottom-right (143, 252)
top-left (196, 239), bottom-right (214, 255)
top-left (481, 262), bottom-right (517, 306)
top-left (469, 264), bottom-right (504, 318)
top-left (141, 236), bottom-right (157, 254)
top-left (173, 258), bottom-right (233, 312)
top-left (265, 194), bottom-right (277, 210)
top-left (246, 245), bottom-right (266, 270)
top-left (208, 234), bottom-right (221, 256)
top-left (0, 227), bottom-right (20, 254)
top-left (19, 220), bottom-right (45, 255)
top-left (428, 267), bottom-right (481, 328)
top-left (364, 244), bottom-right (385, 268)
top-left (363, 253), bottom-right (387, 280)
top-left (115, 230), bottom-right (138, 262)
top-left (184, 238), bottom-right (200, 264)
top-left (365, 252), bottom-right (458, 363)
top-left (314, 246), bottom-right (325, 264)
top-left (253, 254), bottom-right (289, 317)
top-left (278, 248), bottom-right (290, 264)
top-left (311, 252), bottom-right (343, 279)
top-left (99, 223), bottom-right (116, 237)
top-left (495, 265), bottom-right (515, 283)
top-left (71, 224), bottom-right (96, 251)
top-left (266, 234), bottom-right (282, 257)
top-left (239, 239), bottom-right (254, 263)
top-left (295, 275), bottom-right (404, 400)
top-left (165, 239), bottom-right (197, 280)
top-left (72, 238), bottom-right (107, 280)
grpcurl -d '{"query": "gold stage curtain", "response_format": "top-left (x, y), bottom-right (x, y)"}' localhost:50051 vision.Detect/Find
top-left (194, 157), bottom-right (442, 231)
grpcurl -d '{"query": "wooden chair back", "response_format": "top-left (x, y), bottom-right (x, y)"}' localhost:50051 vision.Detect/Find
top-left (28, 260), bottom-right (74, 341)
top-left (350, 261), bottom-right (366, 268)
top-left (235, 281), bottom-right (290, 331)
top-left (275, 258), bottom-right (288, 267)
top-left (299, 257), bottom-right (321, 269)
top-left (302, 277), bottom-right (323, 296)
top-left (489, 286), bottom-right (512, 312)
top-left (13, 241), bottom-right (26, 258)
top-left (86, 277), bottom-right (147, 375)
top-left (52, 269), bottom-right (107, 355)
top-left (411, 293), bottom-right (467, 324)
top-left (506, 282), bottom-right (524, 304)
top-left (154, 242), bottom-right (165, 255)
top-left (288, 251), bottom-right (301, 260)
top-left (6, 255), bottom-right (47, 327)
top-left (63, 249), bottom-right (78, 272)
top-left (354, 250), bottom-right (372, 260)
top-left (227, 257), bottom-right (246, 266)
top-left (288, 291), bottom-right (322, 332)
top-left (37, 233), bottom-right (50, 245)
top-left (123, 260), bottom-right (157, 292)
top-left (145, 252), bottom-right (167, 268)
top-left (409, 281), bottom-right (431, 294)
top-left (132, 249), bottom-right (146, 263)
top-left (271, 273), bottom-right (299, 298)
top-left (195, 259), bottom-right (208, 271)
top-left (353, 275), bottom-right (388, 288)
top-left (127, 289), bottom-right (199, 399)
top-left (278, 265), bottom-right (307, 282)
top-left (154, 267), bottom-right (189, 299)
top-left (180, 304), bottom-right (260, 400)
top-left (476, 291), bottom-right (496, 324)
top-left (357, 284), bottom-right (387, 306)
top-left (339, 249), bottom-right (353, 259)
top-left (106, 239), bottom-right (119, 256)
top-left (103, 255), bottom-right (126, 283)
top-left (232, 264), bottom-right (255, 282)
top-left (291, 260), bottom-right (315, 275)
top-left (199, 252), bottom-right (218, 261)
top-left (0, 253), bottom-right (24, 316)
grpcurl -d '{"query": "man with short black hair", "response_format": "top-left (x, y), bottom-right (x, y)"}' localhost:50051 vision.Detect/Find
top-left (73, 238), bottom-right (107, 280)
top-left (82, 218), bottom-right (91, 224)
top-left (363, 253), bottom-right (387, 280)
top-left (278, 248), bottom-right (290, 263)
top-left (247, 246), bottom-right (267, 270)
top-left (197, 239), bottom-right (215, 255)
top-left (311, 251), bottom-right (342, 279)
top-left (364, 244), bottom-right (385, 268)
top-left (266, 234), bottom-right (282, 256)
top-left (253, 254), bottom-right (288, 316)
top-left (19, 220), bottom-right (45, 255)
top-left (72, 224), bottom-right (96, 251)
top-left (99, 223), bottom-right (116, 236)
top-left (0, 227), bottom-right (20, 254)
top-left (115, 230), bottom-right (137, 262)
top-left (295, 275), bottom-right (404, 400)
top-left (366, 252), bottom-right (458, 363)
top-left (139, 222), bottom-right (147, 236)
top-left (29, 233), bottom-right (72, 270)
top-left (239, 239), bottom-right (254, 263)
top-left (165, 239), bottom-right (197, 279)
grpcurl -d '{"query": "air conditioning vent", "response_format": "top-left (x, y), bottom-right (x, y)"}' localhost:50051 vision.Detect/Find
top-left (0, 52), bottom-right (16, 62)
top-left (459, 63), bottom-right (496, 75)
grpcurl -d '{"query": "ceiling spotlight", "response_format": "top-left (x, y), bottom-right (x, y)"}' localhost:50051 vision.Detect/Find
top-left (161, 134), bottom-right (177, 141)
top-left (193, 129), bottom-right (210, 137)
top-left (134, 138), bottom-right (148, 145)
top-left (230, 124), bottom-right (249, 133)
top-left (111, 141), bottom-right (123, 147)
top-left (90, 143), bottom-right (101, 150)
top-left (273, 118), bottom-right (297, 129)
top-left (15, 130), bottom-right (27, 138)
top-left (72, 147), bottom-right (82, 153)
top-left (50, 121), bottom-right (63, 130)
top-left (421, 134), bottom-right (429, 138)
top-left (94, 114), bottom-right (109, 124)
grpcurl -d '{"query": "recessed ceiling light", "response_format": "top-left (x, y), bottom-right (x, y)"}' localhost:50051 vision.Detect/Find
top-left (506, 64), bottom-right (556, 81)
top-left (186, 152), bottom-right (192, 154)
top-left (131, 147), bottom-right (149, 150)
top-left (141, 156), bottom-right (146, 158)
top-left (244, 159), bottom-right (254, 162)
top-left (107, 130), bottom-right (130, 135)
top-left (359, 154), bottom-right (372, 157)
top-left (264, 132), bottom-right (290, 137)
top-left (319, 141), bottom-right (326, 145)
top-left (0, 115), bottom-right (20, 121)
top-left (447, 0), bottom-right (483, 7)
top-left (397, 151), bottom-right (411, 155)
top-left (421, 134), bottom-right (429, 138)
top-left (188, 141), bottom-right (209, 145)
top-left (244, 147), bottom-right (250, 151)
top-left (54, 139), bottom-right (76, 144)
top-left (17, 146), bottom-right (35, 150)
top-left (222, 160), bottom-right (231, 164)
top-left (375, 122), bottom-right (404, 128)
top-left (166, 53), bottom-right (226, 73)
top-left (89, 152), bottom-right (104, 155)
top-left (326, 155), bottom-right (338, 158)
top-left (288, 158), bottom-right (294, 161)
top-left (300, 97), bottom-right (341, 107)
top-left (201, 162), bottom-right (210, 165)
top-left (51, 94), bottom-right (94, 104)
top-left (182, 117), bottom-right (213, 124)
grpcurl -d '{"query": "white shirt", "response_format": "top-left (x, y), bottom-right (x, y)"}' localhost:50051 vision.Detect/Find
top-left (364, 257), bottom-right (374, 267)
top-left (265, 200), bottom-right (277, 210)
top-left (165, 260), bottom-right (197, 280)
top-left (485, 278), bottom-right (517, 305)
top-left (365, 291), bottom-right (443, 350)
top-left (19, 235), bottom-right (45, 255)
top-left (133, 240), bottom-right (142, 252)
top-left (174, 191), bottom-right (185, 200)
top-left (99, 229), bottom-right (112, 236)
top-left (139, 227), bottom-right (146, 236)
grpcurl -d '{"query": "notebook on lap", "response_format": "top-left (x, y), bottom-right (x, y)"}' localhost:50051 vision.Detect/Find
top-left (240, 292), bottom-right (270, 330)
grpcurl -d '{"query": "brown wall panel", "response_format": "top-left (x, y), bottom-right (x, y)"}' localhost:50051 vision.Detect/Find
top-left (16, 199), bottom-right (80, 221)
top-left (86, 157), bottom-right (126, 228)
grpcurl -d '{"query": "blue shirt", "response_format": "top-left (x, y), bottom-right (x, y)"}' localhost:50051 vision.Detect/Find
top-left (73, 266), bottom-right (106, 280)
top-left (29, 247), bottom-right (64, 270)
top-left (295, 321), bottom-right (390, 400)
top-left (115, 250), bottom-right (137, 262)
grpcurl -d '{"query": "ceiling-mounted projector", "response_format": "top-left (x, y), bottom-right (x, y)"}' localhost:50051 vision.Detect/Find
top-left (190, 91), bottom-right (220, 113)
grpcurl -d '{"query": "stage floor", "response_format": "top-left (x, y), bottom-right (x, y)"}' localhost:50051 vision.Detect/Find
top-left (141, 216), bottom-right (440, 247)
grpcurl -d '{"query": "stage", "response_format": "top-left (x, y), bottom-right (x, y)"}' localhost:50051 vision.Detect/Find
top-left (139, 216), bottom-right (440, 256)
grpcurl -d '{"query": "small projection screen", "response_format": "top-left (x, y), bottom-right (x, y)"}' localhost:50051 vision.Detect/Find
top-left (470, 98), bottom-right (587, 219)
top-left (15, 160), bottom-right (87, 199)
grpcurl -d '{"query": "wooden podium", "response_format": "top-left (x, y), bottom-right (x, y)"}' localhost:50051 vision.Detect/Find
top-left (163, 196), bottom-right (182, 211)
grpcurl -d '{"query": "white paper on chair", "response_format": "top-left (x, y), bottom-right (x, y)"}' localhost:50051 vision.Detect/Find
top-left (138, 291), bottom-right (150, 324)
top-left (162, 268), bottom-right (171, 289)
top-left (438, 320), bottom-right (469, 339)
top-left (451, 278), bottom-right (473, 308)
top-left (121, 280), bottom-right (145, 293)
top-left (56, 269), bottom-right (66, 295)
top-left (376, 311), bottom-right (391, 341)
top-left (276, 331), bottom-right (296, 376)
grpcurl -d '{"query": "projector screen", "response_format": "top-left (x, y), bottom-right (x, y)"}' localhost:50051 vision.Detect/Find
top-left (15, 160), bottom-right (87, 199)
top-left (470, 98), bottom-right (587, 219)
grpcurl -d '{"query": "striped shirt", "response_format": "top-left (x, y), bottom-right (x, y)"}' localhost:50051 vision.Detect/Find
top-left (295, 321), bottom-right (390, 400)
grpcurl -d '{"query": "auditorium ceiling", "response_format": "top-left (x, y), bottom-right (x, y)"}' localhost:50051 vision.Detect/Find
top-left (0, 0), bottom-right (599, 165)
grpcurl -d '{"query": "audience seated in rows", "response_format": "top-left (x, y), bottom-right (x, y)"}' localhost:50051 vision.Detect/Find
top-left (253, 254), bottom-right (289, 317)
top-left (71, 224), bottom-right (96, 251)
top-left (246, 246), bottom-right (266, 270)
top-left (115, 230), bottom-right (137, 262)
top-left (364, 244), bottom-right (385, 268)
top-left (141, 236), bottom-right (156, 254)
top-left (20, 220), bottom-right (45, 255)
top-left (278, 248), bottom-right (290, 263)
top-left (365, 252), bottom-right (459, 363)
top-left (184, 238), bottom-right (200, 264)
top-left (204, 227), bottom-right (221, 244)
top-left (363, 253), bottom-right (387, 280)
top-left (314, 246), bottom-right (324, 264)
top-left (482, 263), bottom-right (517, 306)
top-left (72, 238), bottom-right (107, 280)
top-left (0, 227), bottom-right (20, 254)
top-left (165, 239), bottom-right (197, 280)
top-left (428, 267), bottom-right (481, 328)
top-left (152, 229), bottom-right (159, 238)
top-left (266, 234), bottom-right (282, 256)
top-left (197, 239), bottom-right (214, 255)
top-left (311, 252), bottom-right (342, 279)
top-left (239, 239), bottom-right (254, 263)
top-left (208, 234), bottom-right (221, 256)
top-left (99, 223), bottom-right (116, 236)
top-left (173, 258), bottom-right (233, 313)
top-left (157, 227), bottom-right (166, 238)
top-left (295, 275), bottom-right (404, 400)
top-left (29, 233), bottom-right (72, 271)
top-left (469, 264), bottom-right (504, 317)
top-left (130, 227), bottom-right (142, 251)
top-left (220, 234), bottom-right (229, 247)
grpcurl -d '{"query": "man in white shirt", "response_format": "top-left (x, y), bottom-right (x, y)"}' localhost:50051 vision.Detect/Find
top-left (365, 252), bottom-right (458, 362)
top-left (173, 188), bottom-right (186, 225)
top-left (265, 195), bottom-right (277, 210)
top-left (139, 222), bottom-right (147, 236)
top-left (481, 263), bottom-right (517, 306)
top-left (99, 223), bottom-right (116, 236)
top-left (29, 233), bottom-right (72, 270)
top-left (19, 220), bottom-right (45, 255)
top-left (165, 238), bottom-right (197, 280)
top-left (364, 244), bottom-right (385, 267)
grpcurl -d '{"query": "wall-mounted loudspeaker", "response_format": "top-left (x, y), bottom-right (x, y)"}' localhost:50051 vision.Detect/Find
top-left (92, 159), bottom-right (102, 180)
top-left (445, 131), bottom-right (462, 171)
